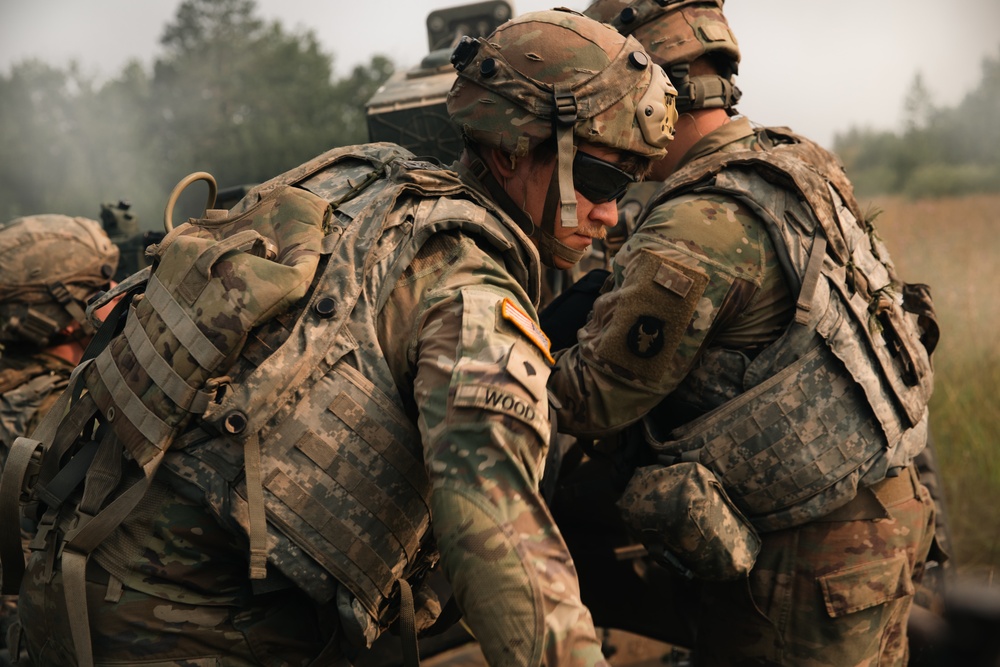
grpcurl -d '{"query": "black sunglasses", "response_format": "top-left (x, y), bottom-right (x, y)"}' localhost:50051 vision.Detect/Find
top-left (572, 151), bottom-right (635, 204)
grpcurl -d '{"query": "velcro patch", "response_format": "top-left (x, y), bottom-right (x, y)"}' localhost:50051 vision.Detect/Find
top-left (506, 341), bottom-right (548, 401)
top-left (655, 261), bottom-right (696, 298)
top-left (501, 298), bottom-right (554, 364)
top-left (595, 249), bottom-right (709, 385)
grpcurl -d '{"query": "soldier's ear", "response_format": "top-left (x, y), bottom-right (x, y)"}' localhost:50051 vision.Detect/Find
top-left (486, 147), bottom-right (518, 179)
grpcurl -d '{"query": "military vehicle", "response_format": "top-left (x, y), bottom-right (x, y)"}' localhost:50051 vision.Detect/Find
top-left (365, 1), bottom-right (513, 165)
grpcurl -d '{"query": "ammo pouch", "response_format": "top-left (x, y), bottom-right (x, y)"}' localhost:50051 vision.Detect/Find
top-left (618, 461), bottom-right (760, 581)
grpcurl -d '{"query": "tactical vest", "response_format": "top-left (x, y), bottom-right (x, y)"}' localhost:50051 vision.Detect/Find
top-left (640, 127), bottom-right (936, 532)
top-left (153, 143), bottom-right (540, 631)
top-left (0, 143), bottom-right (541, 660)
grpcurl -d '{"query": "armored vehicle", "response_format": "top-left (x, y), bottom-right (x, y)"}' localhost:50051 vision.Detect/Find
top-left (365, 1), bottom-right (514, 164)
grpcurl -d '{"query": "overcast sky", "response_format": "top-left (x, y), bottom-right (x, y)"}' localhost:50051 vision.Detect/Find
top-left (2, 0), bottom-right (999, 148)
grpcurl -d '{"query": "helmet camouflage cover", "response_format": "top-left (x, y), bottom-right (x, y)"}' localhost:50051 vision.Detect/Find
top-left (584, 0), bottom-right (741, 112)
top-left (0, 214), bottom-right (119, 346)
top-left (447, 8), bottom-right (678, 236)
top-left (447, 8), bottom-right (677, 159)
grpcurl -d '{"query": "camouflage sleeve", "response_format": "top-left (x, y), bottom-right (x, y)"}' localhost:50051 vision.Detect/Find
top-left (379, 231), bottom-right (608, 667)
top-left (549, 192), bottom-right (788, 438)
top-left (0, 369), bottom-right (69, 464)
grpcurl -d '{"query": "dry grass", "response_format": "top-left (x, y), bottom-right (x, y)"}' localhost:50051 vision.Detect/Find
top-left (867, 194), bottom-right (1000, 578)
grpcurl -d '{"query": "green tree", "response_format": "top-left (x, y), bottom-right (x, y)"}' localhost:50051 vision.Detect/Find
top-left (836, 44), bottom-right (1000, 198)
top-left (0, 60), bottom-right (109, 220)
top-left (0, 0), bottom-right (395, 227)
top-left (150, 0), bottom-right (343, 187)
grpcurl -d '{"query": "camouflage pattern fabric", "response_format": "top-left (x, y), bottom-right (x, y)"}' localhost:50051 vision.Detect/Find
top-left (0, 353), bottom-right (75, 458)
top-left (0, 214), bottom-right (118, 346)
top-left (19, 478), bottom-right (340, 666)
top-left (18, 147), bottom-right (609, 667)
top-left (694, 469), bottom-right (935, 666)
top-left (0, 351), bottom-right (74, 666)
top-left (582, 0), bottom-right (739, 69)
top-left (547, 118), bottom-right (937, 663)
top-left (447, 9), bottom-right (675, 160)
top-left (583, 0), bottom-right (741, 113)
top-left (617, 461), bottom-right (760, 581)
top-left (550, 119), bottom-right (789, 439)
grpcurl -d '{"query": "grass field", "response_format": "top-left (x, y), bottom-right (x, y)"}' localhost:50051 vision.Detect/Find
top-left (867, 194), bottom-right (1000, 580)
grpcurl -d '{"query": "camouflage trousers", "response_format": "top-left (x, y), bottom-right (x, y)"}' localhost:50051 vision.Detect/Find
top-left (18, 558), bottom-right (344, 667)
top-left (693, 466), bottom-right (936, 667)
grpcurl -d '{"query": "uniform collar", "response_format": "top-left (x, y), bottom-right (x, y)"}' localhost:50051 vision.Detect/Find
top-left (674, 116), bottom-right (755, 171)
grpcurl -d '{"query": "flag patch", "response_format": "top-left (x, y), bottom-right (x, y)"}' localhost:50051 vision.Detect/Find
top-left (501, 298), bottom-right (554, 364)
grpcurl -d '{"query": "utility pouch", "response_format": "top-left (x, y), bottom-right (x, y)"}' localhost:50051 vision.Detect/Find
top-left (618, 461), bottom-right (760, 581)
top-left (84, 183), bottom-right (330, 467)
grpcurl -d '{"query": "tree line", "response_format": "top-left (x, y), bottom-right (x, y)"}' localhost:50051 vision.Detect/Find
top-left (0, 0), bottom-right (393, 228)
top-left (2, 0), bottom-right (998, 231)
top-left (834, 47), bottom-right (1000, 199)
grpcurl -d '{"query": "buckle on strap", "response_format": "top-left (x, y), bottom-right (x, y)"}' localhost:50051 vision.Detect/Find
top-left (554, 90), bottom-right (578, 125)
top-left (47, 281), bottom-right (74, 305)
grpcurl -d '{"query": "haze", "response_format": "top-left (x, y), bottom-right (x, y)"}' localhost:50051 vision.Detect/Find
top-left (2, 0), bottom-right (999, 147)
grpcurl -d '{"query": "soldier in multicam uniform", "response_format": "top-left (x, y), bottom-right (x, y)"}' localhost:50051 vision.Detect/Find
top-left (0, 214), bottom-right (119, 665)
top-left (9, 9), bottom-right (677, 667)
top-left (545, 1), bottom-right (940, 665)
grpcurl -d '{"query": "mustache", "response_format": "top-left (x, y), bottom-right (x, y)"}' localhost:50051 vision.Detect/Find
top-left (575, 220), bottom-right (608, 240)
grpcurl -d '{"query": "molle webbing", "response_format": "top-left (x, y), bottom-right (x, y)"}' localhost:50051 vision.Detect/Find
top-left (1, 176), bottom-right (333, 667)
top-left (181, 146), bottom-right (538, 627)
top-left (649, 127), bottom-right (860, 267)
top-left (652, 127), bottom-right (932, 428)
top-left (644, 127), bottom-right (934, 529)
top-left (650, 344), bottom-right (883, 532)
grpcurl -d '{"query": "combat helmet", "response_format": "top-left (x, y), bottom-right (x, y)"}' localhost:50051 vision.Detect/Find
top-left (0, 214), bottom-right (119, 347)
top-left (584, 0), bottom-right (741, 113)
top-left (447, 8), bottom-right (678, 266)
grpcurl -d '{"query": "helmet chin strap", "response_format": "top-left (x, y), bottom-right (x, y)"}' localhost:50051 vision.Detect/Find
top-left (538, 164), bottom-right (587, 267)
top-left (468, 151), bottom-right (587, 268)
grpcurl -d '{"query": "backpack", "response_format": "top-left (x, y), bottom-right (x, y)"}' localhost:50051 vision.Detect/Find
top-left (0, 172), bottom-right (331, 666)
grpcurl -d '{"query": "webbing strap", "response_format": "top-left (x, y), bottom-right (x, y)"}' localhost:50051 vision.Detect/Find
top-left (48, 281), bottom-right (95, 335)
top-left (0, 435), bottom-right (43, 594)
top-left (32, 438), bottom-right (99, 510)
top-left (94, 345), bottom-right (173, 447)
top-left (243, 432), bottom-right (269, 579)
top-left (144, 274), bottom-right (226, 370)
top-left (31, 362), bottom-right (89, 451)
top-left (63, 550), bottom-right (93, 667)
top-left (61, 451), bottom-right (164, 667)
top-left (35, 391), bottom-right (100, 505)
top-left (536, 167), bottom-right (587, 267)
top-left (795, 234), bottom-right (828, 325)
top-left (554, 88), bottom-right (578, 231)
top-left (77, 430), bottom-right (123, 516)
top-left (123, 313), bottom-right (212, 413)
top-left (397, 579), bottom-right (421, 667)
top-left (0, 366), bottom-right (90, 594)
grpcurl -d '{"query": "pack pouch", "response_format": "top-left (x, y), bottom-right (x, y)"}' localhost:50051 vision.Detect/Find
top-left (618, 461), bottom-right (760, 581)
top-left (84, 184), bottom-right (330, 467)
top-left (0, 179), bottom-right (331, 667)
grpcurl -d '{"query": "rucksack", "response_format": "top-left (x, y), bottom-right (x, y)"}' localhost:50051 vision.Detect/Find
top-left (0, 172), bottom-right (331, 666)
